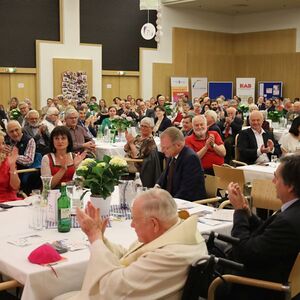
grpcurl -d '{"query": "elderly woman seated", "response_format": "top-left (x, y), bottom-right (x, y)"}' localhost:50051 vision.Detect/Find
top-left (124, 117), bottom-right (157, 174)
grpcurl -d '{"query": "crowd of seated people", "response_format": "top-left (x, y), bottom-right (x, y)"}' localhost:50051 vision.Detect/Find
top-left (0, 93), bottom-right (299, 201)
top-left (0, 93), bottom-right (300, 300)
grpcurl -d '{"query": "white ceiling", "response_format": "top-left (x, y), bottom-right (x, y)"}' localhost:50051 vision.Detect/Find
top-left (161, 0), bottom-right (300, 15)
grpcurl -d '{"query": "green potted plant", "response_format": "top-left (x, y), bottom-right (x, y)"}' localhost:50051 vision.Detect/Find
top-left (76, 155), bottom-right (128, 216)
top-left (111, 116), bottom-right (133, 132)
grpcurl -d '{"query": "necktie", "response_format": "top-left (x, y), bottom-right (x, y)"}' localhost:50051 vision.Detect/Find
top-left (167, 158), bottom-right (176, 193)
top-left (224, 124), bottom-right (230, 138)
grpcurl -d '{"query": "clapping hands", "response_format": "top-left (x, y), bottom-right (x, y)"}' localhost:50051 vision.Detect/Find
top-left (228, 182), bottom-right (250, 213)
top-left (76, 202), bottom-right (109, 244)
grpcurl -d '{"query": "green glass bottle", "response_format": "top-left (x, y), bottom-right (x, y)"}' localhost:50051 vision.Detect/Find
top-left (57, 182), bottom-right (71, 232)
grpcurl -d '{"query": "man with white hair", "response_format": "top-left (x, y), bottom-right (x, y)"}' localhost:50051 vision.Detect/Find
top-left (186, 115), bottom-right (225, 175)
top-left (41, 107), bottom-right (62, 133)
top-left (286, 101), bottom-right (300, 122)
top-left (205, 109), bottom-right (221, 136)
top-left (219, 107), bottom-right (243, 163)
top-left (54, 189), bottom-right (207, 300)
top-left (237, 110), bottom-right (281, 165)
top-left (65, 109), bottom-right (95, 153)
top-left (157, 127), bottom-right (206, 201)
top-left (23, 110), bottom-right (50, 155)
top-left (17, 101), bottom-right (29, 127)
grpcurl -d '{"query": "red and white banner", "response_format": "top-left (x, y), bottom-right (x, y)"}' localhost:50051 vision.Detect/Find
top-left (236, 78), bottom-right (255, 104)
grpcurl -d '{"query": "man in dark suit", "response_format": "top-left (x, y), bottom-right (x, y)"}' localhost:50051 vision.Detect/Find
top-left (219, 107), bottom-right (243, 163)
top-left (138, 101), bottom-right (155, 121)
top-left (226, 155), bottom-right (300, 300)
top-left (156, 127), bottom-right (206, 201)
top-left (237, 110), bottom-right (281, 165)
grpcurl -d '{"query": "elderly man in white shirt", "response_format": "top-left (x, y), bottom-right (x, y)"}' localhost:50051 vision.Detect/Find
top-left (54, 189), bottom-right (207, 300)
top-left (237, 111), bottom-right (281, 165)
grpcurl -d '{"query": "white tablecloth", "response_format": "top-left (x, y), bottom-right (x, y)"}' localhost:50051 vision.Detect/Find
top-left (273, 128), bottom-right (288, 141)
top-left (0, 193), bottom-right (232, 300)
top-left (237, 163), bottom-right (278, 182)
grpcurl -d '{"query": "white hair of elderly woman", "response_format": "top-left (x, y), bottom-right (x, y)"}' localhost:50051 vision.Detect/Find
top-left (136, 188), bottom-right (178, 222)
top-left (141, 117), bottom-right (154, 128)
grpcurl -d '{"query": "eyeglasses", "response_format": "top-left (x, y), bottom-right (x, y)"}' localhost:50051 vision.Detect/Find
top-left (140, 125), bottom-right (150, 128)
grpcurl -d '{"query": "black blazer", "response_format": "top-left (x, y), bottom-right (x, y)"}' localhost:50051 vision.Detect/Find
top-left (230, 200), bottom-right (300, 299)
top-left (157, 146), bottom-right (206, 201)
top-left (154, 116), bottom-right (172, 134)
top-left (237, 128), bottom-right (281, 165)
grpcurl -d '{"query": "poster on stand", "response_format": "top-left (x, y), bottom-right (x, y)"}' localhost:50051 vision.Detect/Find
top-left (170, 77), bottom-right (189, 103)
top-left (236, 78), bottom-right (255, 104)
top-left (191, 77), bottom-right (208, 101)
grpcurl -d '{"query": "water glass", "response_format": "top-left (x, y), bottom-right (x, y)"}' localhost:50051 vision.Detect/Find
top-left (271, 155), bottom-right (277, 163)
top-left (29, 205), bottom-right (46, 230)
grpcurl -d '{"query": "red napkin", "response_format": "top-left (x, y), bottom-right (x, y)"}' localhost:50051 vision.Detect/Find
top-left (28, 243), bottom-right (63, 265)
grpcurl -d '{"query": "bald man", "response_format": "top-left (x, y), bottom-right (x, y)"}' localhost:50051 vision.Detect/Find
top-left (237, 111), bottom-right (281, 165)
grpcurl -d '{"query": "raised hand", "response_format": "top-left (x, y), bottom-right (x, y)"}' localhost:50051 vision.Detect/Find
top-left (74, 151), bottom-right (87, 168)
top-left (7, 146), bottom-right (19, 167)
top-left (228, 182), bottom-right (249, 212)
top-left (76, 202), bottom-right (109, 243)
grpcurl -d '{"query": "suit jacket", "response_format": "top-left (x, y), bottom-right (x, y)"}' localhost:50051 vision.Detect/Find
top-left (230, 200), bottom-right (300, 299)
top-left (157, 146), bottom-right (206, 201)
top-left (139, 108), bottom-right (155, 121)
top-left (237, 127), bottom-right (281, 164)
top-left (219, 116), bottom-right (243, 139)
top-left (154, 116), bottom-right (172, 134)
top-left (54, 216), bottom-right (207, 300)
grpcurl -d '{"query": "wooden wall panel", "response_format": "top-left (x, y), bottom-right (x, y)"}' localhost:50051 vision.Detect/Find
top-left (10, 74), bottom-right (36, 108)
top-left (0, 74), bottom-right (10, 107)
top-left (53, 58), bottom-right (93, 99)
top-left (120, 76), bottom-right (139, 100)
top-left (233, 29), bottom-right (296, 55)
top-left (152, 63), bottom-right (174, 98)
top-left (153, 28), bottom-right (299, 99)
top-left (235, 53), bottom-right (300, 99)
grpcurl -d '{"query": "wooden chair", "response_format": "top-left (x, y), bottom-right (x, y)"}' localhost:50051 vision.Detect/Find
top-left (204, 174), bottom-right (217, 198)
top-left (16, 168), bottom-right (39, 174)
top-left (208, 252), bottom-right (300, 300)
top-left (0, 277), bottom-right (23, 299)
top-left (213, 164), bottom-right (246, 193)
top-left (217, 178), bottom-right (281, 211)
top-left (231, 134), bottom-right (248, 167)
top-left (250, 179), bottom-right (282, 211)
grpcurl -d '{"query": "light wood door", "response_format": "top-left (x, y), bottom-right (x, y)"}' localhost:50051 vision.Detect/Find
top-left (102, 75), bottom-right (139, 105)
top-left (0, 73), bottom-right (36, 109)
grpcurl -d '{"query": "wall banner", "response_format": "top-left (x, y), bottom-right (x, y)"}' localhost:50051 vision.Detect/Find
top-left (236, 78), bottom-right (255, 104)
top-left (191, 77), bottom-right (208, 100)
top-left (170, 77), bottom-right (189, 102)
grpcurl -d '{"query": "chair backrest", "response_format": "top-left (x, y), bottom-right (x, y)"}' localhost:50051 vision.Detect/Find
top-left (204, 174), bottom-right (217, 198)
top-left (289, 252), bottom-right (300, 298)
top-left (250, 179), bottom-right (282, 211)
top-left (234, 133), bottom-right (240, 161)
top-left (213, 164), bottom-right (245, 191)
